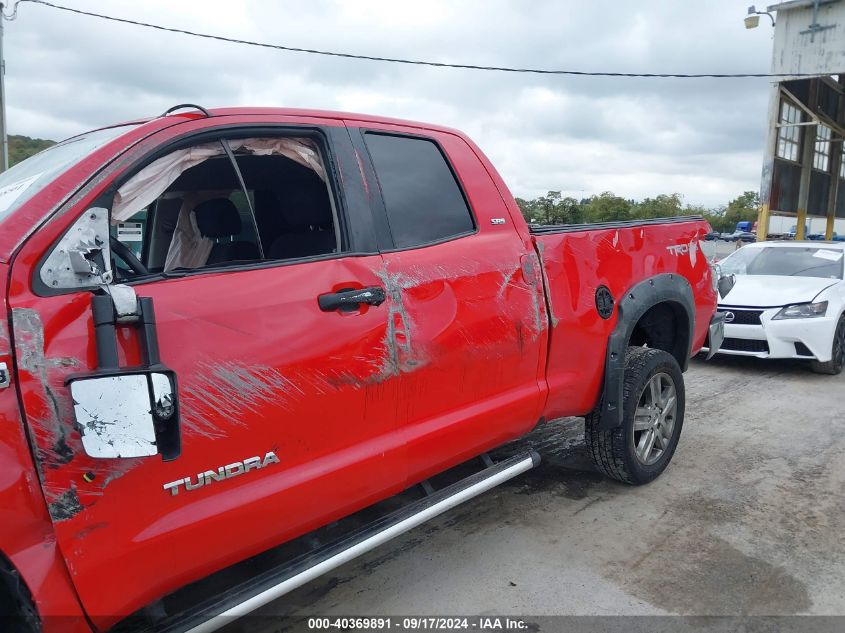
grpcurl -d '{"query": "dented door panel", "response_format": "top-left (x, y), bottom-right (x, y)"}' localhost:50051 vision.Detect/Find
top-left (382, 233), bottom-right (547, 483)
top-left (354, 124), bottom-right (548, 484)
top-left (10, 256), bottom-right (403, 627)
top-left (6, 115), bottom-right (405, 626)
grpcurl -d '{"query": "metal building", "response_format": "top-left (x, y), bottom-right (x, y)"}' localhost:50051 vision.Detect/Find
top-left (755, 0), bottom-right (845, 240)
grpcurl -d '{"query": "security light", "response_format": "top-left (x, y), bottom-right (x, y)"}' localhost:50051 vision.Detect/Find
top-left (745, 5), bottom-right (775, 28)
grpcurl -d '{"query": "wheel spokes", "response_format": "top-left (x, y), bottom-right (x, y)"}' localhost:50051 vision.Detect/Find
top-left (649, 377), bottom-right (661, 407)
top-left (634, 371), bottom-right (677, 465)
top-left (661, 395), bottom-right (676, 419)
top-left (636, 428), bottom-right (656, 461)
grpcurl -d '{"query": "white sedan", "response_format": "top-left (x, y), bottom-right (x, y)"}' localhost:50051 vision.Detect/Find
top-left (706, 241), bottom-right (845, 374)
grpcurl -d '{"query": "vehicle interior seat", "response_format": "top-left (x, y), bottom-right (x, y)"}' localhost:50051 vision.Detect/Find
top-left (267, 183), bottom-right (336, 260)
top-left (253, 189), bottom-right (287, 250)
top-left (193, 198), bottom-right (261, 265)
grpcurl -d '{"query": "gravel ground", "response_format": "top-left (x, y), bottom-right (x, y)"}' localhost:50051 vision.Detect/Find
top-left (240, 354), bottom-right (845, 626)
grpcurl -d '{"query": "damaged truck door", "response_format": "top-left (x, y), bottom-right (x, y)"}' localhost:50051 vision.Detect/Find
top-left (7, 116), bottom-right (407, 628)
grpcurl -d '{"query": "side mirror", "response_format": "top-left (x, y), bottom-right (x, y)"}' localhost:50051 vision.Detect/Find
top-left (40, 207), bottom-right (113, 290)
top-left (717, 271), bottom-right (736, 299)
top-left (711, 263), bottom-right (736, 299)
top-left (69, 370), bottom-right (179, 459)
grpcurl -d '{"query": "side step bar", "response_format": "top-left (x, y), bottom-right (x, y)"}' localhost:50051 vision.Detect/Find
top-left (158, 451), bottom-right (540, 633)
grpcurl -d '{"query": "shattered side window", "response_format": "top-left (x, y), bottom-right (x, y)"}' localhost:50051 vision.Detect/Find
top-left (110, 135), bottom-right (340, 279)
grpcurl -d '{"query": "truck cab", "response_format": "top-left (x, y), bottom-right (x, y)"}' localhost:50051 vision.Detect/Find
top-left (0, 106), bottom-right (720, 633)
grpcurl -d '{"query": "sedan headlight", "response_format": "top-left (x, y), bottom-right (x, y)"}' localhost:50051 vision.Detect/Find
top-left (772, 301), bottom-right (828, 320)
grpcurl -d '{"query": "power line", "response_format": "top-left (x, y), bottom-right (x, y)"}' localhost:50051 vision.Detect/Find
top-left (6, 0), bottom-right (819, 79)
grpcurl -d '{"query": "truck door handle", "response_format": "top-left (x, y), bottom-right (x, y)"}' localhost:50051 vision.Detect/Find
top-left (318, 286), bottom-right (386, 312)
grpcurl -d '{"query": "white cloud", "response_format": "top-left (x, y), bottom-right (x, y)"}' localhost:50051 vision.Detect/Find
top-left (4, 0), bottom-right (777, 206)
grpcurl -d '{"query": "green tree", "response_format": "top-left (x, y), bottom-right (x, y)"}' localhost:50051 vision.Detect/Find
top-left (8, 135), bottom-right (56, 166)
top-left (514, 189), bottom-right (759, 233)
top-left (583, 192), bottom-right (632, 222)
top-left (722, 191), bottom-right (759, 232)
top-left (516, 191), bottom-right (584, 225)
top-left (633, 193), bottom-right (684, 219)
top-left (515, 197), bottom-right (535, 224)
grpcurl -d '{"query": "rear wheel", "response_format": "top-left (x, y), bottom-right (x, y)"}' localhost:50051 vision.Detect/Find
top-left (585, 347), bottom-right (685, 485)
top-left (0, 558), bottom-right (39, 633)
top-left (810, 315), bottom-right (845, 375)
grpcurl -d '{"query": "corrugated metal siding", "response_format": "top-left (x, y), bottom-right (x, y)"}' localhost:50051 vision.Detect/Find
top-left (817, 82), bottom-right (841, 120)
top-left (771, 160), bottom-right (802, 212)
top-left (809, 171), bottom-right (831, 215)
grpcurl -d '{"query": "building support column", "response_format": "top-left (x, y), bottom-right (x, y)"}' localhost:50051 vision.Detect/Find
top-left (795, 80), bottom-right (819, 241)
top-left (827, 79), bottom-right (845, 240)
top-left (827, 144), bottom-right (841, 240)
top-left (757, 83), bottom-right (781, 241)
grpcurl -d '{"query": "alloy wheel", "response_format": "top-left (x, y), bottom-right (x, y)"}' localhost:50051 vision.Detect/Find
top-left (632, 372), bottom-right (677, 465)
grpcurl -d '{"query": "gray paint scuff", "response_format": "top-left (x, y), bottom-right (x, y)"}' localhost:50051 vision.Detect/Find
top-left (11, 308), bottom-right (79, 465)
top-left (48, 486), bottom-right (83, 522)
top-left (374, 265), bottom-right (426, 381)
top-left (182, 361), bottom-right (301, 438)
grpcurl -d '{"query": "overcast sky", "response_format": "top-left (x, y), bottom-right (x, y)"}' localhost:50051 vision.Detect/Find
top-left (5, 0), bottom-right (778, 207)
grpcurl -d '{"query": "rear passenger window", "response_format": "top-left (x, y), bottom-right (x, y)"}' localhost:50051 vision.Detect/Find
top-left (364, 133), bottom-right (474, 249)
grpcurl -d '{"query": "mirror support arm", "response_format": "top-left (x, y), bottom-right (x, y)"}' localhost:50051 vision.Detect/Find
top-left (92, 286), bottom-right (161, 370)
top-left (138, 297), bottom-right (161, 367)
top-left (91, 295), bottom-right (120, 370)
top-left (71, 286), bottom-right (181, 461)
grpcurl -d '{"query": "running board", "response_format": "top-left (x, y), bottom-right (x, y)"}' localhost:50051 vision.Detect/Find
top-left (150, 451), bottom-right (540, 633)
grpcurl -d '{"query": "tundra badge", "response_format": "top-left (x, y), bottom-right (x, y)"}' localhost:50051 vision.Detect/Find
top-left (0, 362), bottom-right (9, 389)
top-left (163, 451), bottom-right (280, 496)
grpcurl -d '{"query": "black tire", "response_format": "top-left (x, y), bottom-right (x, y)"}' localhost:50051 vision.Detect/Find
top-left (0, 560), bottom-right (39, 633)
top-left (810, 315), bottom-right (845, 375)
top-left (585, 346), bottom-right (685, 485)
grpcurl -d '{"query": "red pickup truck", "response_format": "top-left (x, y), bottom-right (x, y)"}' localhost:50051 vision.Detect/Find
top-left (0, 105), bottom-right (723, 633)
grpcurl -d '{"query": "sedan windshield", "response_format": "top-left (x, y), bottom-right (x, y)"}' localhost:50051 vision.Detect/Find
top-left (0, 125), bottom-right (135, 223)
top-left (720, 246), bottom-right (843, 279)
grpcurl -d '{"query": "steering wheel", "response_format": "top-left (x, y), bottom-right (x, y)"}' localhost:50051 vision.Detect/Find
top-left (110, 236), bottom-right (149, 276)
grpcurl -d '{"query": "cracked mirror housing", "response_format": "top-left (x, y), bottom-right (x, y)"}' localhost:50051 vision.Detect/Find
top-left (70, 372), bottom-right (176, 459)
top-left (40, 207), bottom-right (113, 289)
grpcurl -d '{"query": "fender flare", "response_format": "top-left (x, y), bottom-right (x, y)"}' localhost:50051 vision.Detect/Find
top-left (597, 273), bottom-right (695, 430)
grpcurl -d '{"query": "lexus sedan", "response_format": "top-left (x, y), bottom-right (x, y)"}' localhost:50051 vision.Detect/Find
top-left (704, 241), bottom-right (845, 374)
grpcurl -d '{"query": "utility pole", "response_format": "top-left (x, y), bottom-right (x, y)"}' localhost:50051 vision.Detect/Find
top-left (0, 2), bottom-right (7, 172)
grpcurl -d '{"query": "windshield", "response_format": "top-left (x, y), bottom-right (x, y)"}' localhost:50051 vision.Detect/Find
top-left (720, 246), bottom-right (844, 279)
top-left (0, 125), bottom-right (135, 223)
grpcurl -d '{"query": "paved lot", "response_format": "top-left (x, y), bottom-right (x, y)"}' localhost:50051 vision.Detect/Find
top-left (250, 355), bottom-right (844, 622)
top-left (700, 238), bottom-right (743, 261)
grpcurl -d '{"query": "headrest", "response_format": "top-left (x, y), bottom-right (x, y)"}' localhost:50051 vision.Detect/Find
top-left (194, 198), bottom-right (242, 238)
